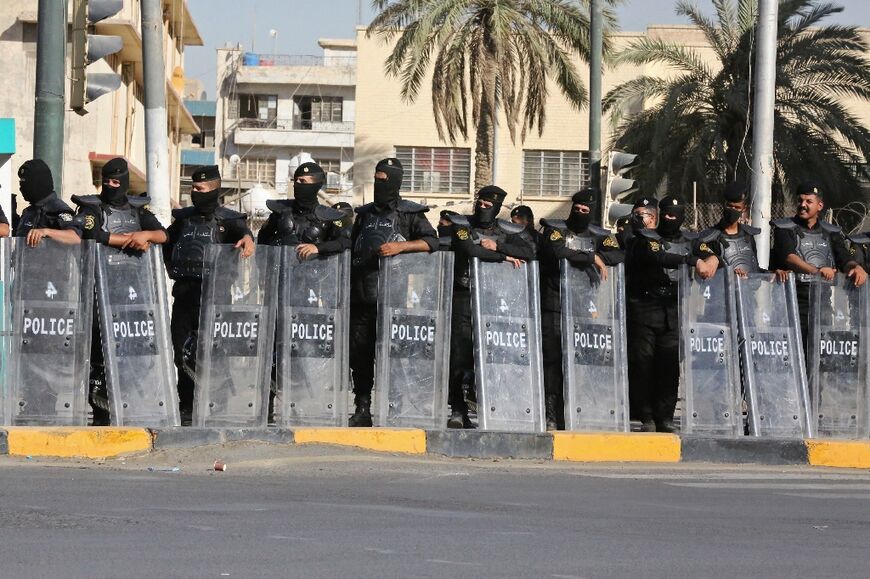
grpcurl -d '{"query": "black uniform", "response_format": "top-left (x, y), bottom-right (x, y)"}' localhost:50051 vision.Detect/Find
top-left (257, 199), bottom-right (349, 251)
top-left (15, 193), bottom-right (80, 237)
top-left (446, 214), bottom-right (537, 422)
top-left (348, 200), bottom-right (438, 410)
top-left (164, 205), bottom-right (252, 416)
top-left (771, 216), bottom-right (854, 348)
top-left (538, 218), bottom-right (623, 428)
top-left (73, 193), bottom-right (166, 424)
top-left (625, 214), bottom-right (717, 430)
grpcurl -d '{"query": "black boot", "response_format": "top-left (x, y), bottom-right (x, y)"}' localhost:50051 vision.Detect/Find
top-left (656, 419), bottom-right (678, 434)
top-left (640, 418), bottom-right (656, 432)
top-left (348, 396), bottom-right (372, 427)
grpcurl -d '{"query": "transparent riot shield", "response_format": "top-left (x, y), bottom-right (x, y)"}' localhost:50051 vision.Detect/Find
top-left (678, 267), bottom-right (742, 437)
top-left (193, 244), bottom-right (278, 427)
top-left (7, 239), bottom-right (95, 426)
top-left (95, 245), bottom-right (178, 427)
top-left (472, 259), bottom-right (545, 432)
top-left (807, 276), bottom-right (868, 439)
top-left (736, 273), bottom-right (812, 438)
top-left (375, 252), bottom-right (454, 428)
top-left (0, 239), bottom-right (9, 425)
top-left (560, 262), bottom-right (628, 432)
top-left (276, 249), bottom-right (350, 426)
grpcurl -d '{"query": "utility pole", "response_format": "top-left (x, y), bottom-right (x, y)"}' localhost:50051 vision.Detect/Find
top-left (33, 0), bottom-right (68, 196)
top-left (588, 0), bottom-right (603, 198)
top-left (750, 0), bottom-right (778, 269)
top-left (140, 0), bottom-right (172, 224)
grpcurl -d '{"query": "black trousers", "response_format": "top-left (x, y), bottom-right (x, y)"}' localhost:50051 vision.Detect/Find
top-left (349, 301), bottom-right (378, 403)
top-left (88, 297), bottom-right (109, 422)
top-left (447, 290), bottom-right (473, 414)
top-left (627, 296), bottom-right (680, 423)
top-left (541, 310), bottom-right (564, 423)
top-left (170, 280), bottom-right (202, 415)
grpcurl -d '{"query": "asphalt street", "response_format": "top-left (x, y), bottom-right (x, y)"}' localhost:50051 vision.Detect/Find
top-left (1, 443), bottom-right (869, 578)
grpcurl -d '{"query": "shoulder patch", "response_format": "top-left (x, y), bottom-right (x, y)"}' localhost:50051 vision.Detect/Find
top-left (699, 242), bottom-right (711, 253)
top-left (649, 240), bottom-right (661, 252)
top-left (333, 220), bottom-right (344, 228)
top-left (603, 235), bottom-right (618, 248)
top-left (457, 228), bottom-right (470, 241)
top-left (84, 214), bottom-right (96, 230)
top-left (60, 212), bottom-right (73, 222)
top-left (549, 229), bottom-right (563, 242)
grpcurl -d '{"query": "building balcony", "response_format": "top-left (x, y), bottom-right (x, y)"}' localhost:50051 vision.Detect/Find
top-left (233, 117), bottom-right (355, 149)
top-left (235, 54), bottom-right (356, 87)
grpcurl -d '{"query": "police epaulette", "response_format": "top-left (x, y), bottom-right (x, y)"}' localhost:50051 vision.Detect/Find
top-left (127, 195), bottom-right (150, 208)
top-left (741, 224), bottom-right (762, 236)
top-left (354, 202), bottom-right (374, 214)
top-left (588, 223), bottom-right (612, 238)
top-left (682, 230), bottom-right (702, 241)
top-left (497, 219), bottom-right (526, 235)
top-left (771, 218), bottom-right (797, 230)
top-left (697, 229), bottom-right (720, 243)
top-left (819, 221), bottom-right (842, 234)
top-left (448, 214), bottom-right (471, 227)
top-left (849, 233), bottom-right (870, 245)
top-left (397, 199), bottom-right (429, 213)
top-left (635, 228), bottom-right (661, 240)
top-left (540, 218), bottom-right (567, 230)
top-left (71, 194), bottom-right (102, 208)
top-left (313, 204), bottom-right (346, 222)
top-left (265, 199), bottom-right (292, 213)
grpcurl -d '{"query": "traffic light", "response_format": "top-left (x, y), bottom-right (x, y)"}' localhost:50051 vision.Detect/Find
top-left (602, 151), bottom-right (639, 227)
top-left (71, 0), bottom-right (124, 115)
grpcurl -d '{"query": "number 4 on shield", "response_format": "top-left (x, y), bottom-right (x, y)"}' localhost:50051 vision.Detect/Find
top-left (45, 281), bottom-right (58, 299)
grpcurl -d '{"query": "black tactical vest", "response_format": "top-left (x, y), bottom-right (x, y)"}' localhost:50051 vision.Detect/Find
top-left (352, 210), bottom-right (405, 268)
top-left (772, 218), bottom-right (838, 282)
top-left (265, 200), bottom-right (342, 246)
top-left (451, 215), bottom-right (523, 288)
top-left (169, 214), bottom-right (219, 279)
top-left (717, 225), bottom-right (760, 273)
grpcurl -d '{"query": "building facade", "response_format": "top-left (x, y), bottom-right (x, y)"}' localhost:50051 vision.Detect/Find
top-left (353, 24), bottom-right (870, 222)
top-left (0, 0), bottom-right (202, 215)
top-left (214, 39), bottom-right (357, 220)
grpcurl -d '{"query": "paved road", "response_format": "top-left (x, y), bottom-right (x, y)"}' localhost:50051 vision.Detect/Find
top-left (1, 444), bottom-right (869, 578)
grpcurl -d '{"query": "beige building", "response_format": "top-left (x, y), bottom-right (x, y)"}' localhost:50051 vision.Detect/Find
top-left (0, 0), bottom-right (202, 215)
top-left (353, 24), bottom-right (870, 222)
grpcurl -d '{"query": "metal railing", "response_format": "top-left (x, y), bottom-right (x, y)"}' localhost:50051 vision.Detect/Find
top-left (233, 117), bottom-right (355, 133)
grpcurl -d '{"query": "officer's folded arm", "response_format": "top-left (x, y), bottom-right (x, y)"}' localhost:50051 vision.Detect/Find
top-left (28, 227), bottom-right (81, 246)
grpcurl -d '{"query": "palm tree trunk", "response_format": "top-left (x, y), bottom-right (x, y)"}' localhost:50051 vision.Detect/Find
top-left (473, 44), bottom-right (498, 191)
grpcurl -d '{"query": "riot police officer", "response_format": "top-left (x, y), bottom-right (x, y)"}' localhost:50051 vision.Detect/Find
top-left (15, 159), bottom-right (81, 244)
top-left (704, 182), bottom-right (761, 275)
top-left (617, 195), bottom-right (657, 249)
top-left (438, 209), bottom-right (459, 250)
top-left (73, 157), bottom-right (169, 425)
top-left (348, 158), bottom-right (439, 427)
top-left (626, 195), bottom-right (719, 433)
top-left (771, 181), bottom-right (866, 349)
top-left (510, 205), bottom-right (541, 247)
top-left (332, 201), bottom-right (355, 231)
top-left (538, 187), bottom-right (623, 429)
top-left (446, 185), bottom-right (536, 428)
top-left (257, 162), bottom-right (349, 252)
top-left (164, 165), bottom-right (255, 424)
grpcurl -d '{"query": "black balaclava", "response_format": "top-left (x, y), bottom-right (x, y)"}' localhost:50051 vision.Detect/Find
top-left (438, 209), bottom-right (458, 238)
top-left (474, 185), bottom-right (507, 227)
top-left (293, 162), bottom-right (325, 211)
top-left (511, 205), bottom-right (535, 231)
top-left (567, 187), bottom-right (597, 233)
top-left (332, 201), bottom-right (354, 229)
top-left (657, 195), bottom-right (685, 238)
top-left (630, 195), bottom-right (656, 230)
top-left (100, 157), bottom-right (130, 206)
top-left (18, 159), bottom-right (54, 204)
top-left (191, 165), bottom-right (222, 213)
top-left (721, 181), bottom-right (747, 226)
top-left (373, 158), bottom-right (403, 211)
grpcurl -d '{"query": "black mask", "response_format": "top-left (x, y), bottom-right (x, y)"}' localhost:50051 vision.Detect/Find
top-left (474, 203), bottom-right (501, 227)
top-left (567, 208), bottom-right (592, 233)
top-left (100, 180), bottom-right (129, 206)
top-left (630, 212), bottom-right (646, 230)
top-left (657, 213), bottom-right (684, 238)
top-left (294, 181), bottom-right (320, 210)
top-left (18, 160), bottom-right (54, 205)
top-left (722, 207), bottom-right (742, 226)
top-left (438, 224), bottom-right (453, 238)
top-left (374, 178), bottom-right (400, 211)
top-left (192, 189), bottom-right (220, 214)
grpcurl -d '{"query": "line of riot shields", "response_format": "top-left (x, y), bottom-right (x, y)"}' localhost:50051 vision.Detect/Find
top-left (0, 238), bottom-right (867, 439)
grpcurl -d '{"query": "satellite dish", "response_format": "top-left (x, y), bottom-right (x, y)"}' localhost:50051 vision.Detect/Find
top-left (229, 154), bottom-right (241, 165)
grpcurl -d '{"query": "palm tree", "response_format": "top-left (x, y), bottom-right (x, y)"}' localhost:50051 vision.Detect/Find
top-left (368, 0), bottom-right (613, 190)
top-left (604, 0), bottom-right (870, 210)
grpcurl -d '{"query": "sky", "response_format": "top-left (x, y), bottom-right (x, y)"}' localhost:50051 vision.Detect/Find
top-left (185, 0), bottom-right (870, 98)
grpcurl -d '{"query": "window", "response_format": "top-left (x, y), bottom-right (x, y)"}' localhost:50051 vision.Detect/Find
top-left (228, 158), bottom-right (276, 186)
top-left (294, 96), bottom-right (343, 129)
top-left (230, 94), bottom-right (277, 126)
top-left (394, 147), bottom-right (471, 195)
top-left (522, 150), bottom-right (590, 197)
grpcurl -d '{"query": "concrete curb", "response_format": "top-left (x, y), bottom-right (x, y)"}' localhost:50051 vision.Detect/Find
top-left (1, 426), bottom-right (870, 469)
